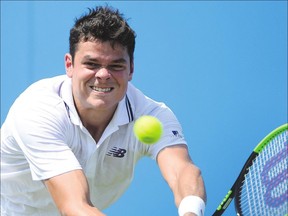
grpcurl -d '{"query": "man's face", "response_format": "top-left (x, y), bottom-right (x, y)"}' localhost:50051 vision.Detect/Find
top-left (65, 40), bottom-right (134, 113)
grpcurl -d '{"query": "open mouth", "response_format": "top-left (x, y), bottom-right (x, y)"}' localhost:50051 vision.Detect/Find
top-left (90, 86), bottom-right (113, 93)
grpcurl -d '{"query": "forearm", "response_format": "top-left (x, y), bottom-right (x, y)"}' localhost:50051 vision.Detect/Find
top-left (173, 163), bottom-right (206, 216)
top-left (174, 163), bottom-right (206, 207)
top-left (157, 146), bottom-right (206, 216)
top-left (45, 170), bottom-right (106, 216)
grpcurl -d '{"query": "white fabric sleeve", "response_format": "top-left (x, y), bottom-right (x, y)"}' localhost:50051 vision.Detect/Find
top-left (12, 99), bottom-right (82, 181)
top-left (145, 107), bottom-right (187, 160)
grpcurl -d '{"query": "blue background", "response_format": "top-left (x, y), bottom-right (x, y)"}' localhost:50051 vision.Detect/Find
top-left (1, 1), bottom-right (287, 215)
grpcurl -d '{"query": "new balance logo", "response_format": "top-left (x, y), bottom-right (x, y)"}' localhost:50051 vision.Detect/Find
top-left (172, 130), bottom-right (183, 138)
top-left (106, 147), bottom-right (127, 158)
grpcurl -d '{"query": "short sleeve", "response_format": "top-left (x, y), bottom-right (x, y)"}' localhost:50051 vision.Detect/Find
top-left (145, 107), bottom-right (187, 160)
top-left (11, 94), bottom-right (82, 181)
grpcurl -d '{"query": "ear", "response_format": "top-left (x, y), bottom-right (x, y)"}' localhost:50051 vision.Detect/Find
top-left (128, 61), bottom-right (134, 81)
top-left (65, 53), bottom-right (73, 78)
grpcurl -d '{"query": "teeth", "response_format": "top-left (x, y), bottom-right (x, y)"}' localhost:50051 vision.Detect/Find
top-left (91, 87), bottom-right (112, 92)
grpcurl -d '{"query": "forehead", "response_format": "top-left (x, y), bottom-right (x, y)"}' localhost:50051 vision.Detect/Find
top-left (75, 40), bottom-right (129, 59)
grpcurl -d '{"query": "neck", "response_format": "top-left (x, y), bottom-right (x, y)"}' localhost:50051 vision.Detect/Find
top-left (78, 107), bottom-right (117, 143)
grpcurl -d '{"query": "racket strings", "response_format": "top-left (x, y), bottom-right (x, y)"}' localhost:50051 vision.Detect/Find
top-left (239, 130), bottom-right (288, 216)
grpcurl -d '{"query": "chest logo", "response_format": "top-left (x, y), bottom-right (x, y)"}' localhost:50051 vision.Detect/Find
top-left (106, 147), bottom-right (127, 158)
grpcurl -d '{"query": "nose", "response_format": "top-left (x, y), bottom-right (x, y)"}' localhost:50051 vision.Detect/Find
top-left (95, 67), bottom-right (111, 80)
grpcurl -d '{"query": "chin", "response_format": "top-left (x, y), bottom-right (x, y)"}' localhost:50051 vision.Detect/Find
top-left (88, 100), bottom-right (116, 110)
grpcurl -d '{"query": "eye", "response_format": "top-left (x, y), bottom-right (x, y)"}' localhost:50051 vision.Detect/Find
top-left (84, 62), bottom-right (101, 69)
top-left (108, 64), bottom-right (126, 72)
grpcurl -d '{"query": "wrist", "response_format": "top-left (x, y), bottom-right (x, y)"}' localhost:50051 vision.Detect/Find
top-left (178, 195), bottom-right (205, 216)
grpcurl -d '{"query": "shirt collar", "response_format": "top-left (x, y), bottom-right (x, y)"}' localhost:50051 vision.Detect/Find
top-left (60, 78), bottom-right (134, 127)
top-left (109, 94), bottom-right (134, 127)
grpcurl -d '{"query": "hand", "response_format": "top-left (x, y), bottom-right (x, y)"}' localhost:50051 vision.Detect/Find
top-left (184, 213), bottom-right (197, 216)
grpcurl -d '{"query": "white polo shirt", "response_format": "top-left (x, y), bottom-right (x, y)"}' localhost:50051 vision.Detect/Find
top-left (1, 75), bottom-right (187, 215)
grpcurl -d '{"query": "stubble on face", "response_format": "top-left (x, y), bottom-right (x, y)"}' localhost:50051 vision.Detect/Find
top-left (66, 40), bottom-right (134, 117)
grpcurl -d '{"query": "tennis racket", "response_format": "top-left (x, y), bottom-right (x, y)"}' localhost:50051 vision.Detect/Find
top-left (213, 123), bottom-right (288, 216)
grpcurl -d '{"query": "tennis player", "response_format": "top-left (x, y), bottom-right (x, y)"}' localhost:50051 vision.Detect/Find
top-left (1, 5), bottom-right (206, 216)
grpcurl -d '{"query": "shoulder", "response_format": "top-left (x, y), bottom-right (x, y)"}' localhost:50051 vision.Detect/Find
top-left (21, 75), bottom-right (67, 97)
top-left (7, 75), bottom-right (70, 128)
top-left (127, 82), bottom-right (172, 119)
top-left (13, 75), bottom-right (67, 108)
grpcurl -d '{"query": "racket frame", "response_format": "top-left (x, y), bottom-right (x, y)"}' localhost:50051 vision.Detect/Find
top-left (212, 123), bottom-right (288, 216)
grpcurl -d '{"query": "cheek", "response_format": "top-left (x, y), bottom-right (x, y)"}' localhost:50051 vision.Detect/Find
top-left (110, 72), bottom-right (127, 82)
top-left (122, 69), bottom-right (134, 81)
top-left (72, 68), bottom-right (95, 81)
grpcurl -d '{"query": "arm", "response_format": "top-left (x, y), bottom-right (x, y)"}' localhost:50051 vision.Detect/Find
top-left (157, 145), bottom-right (207, 216)
top-left (44, 169), bottom-right (105, 216)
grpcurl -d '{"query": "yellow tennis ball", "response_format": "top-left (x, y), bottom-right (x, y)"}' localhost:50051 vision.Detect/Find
top-left (133, 115), bottom-right (163, 144)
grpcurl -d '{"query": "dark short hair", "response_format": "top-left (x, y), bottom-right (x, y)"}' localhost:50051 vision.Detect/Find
top-left (69, 5), bottom-right (136, 63)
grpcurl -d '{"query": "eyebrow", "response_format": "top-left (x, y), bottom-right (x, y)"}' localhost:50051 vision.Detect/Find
top-left (82, 55), bottom-right (127, 64)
